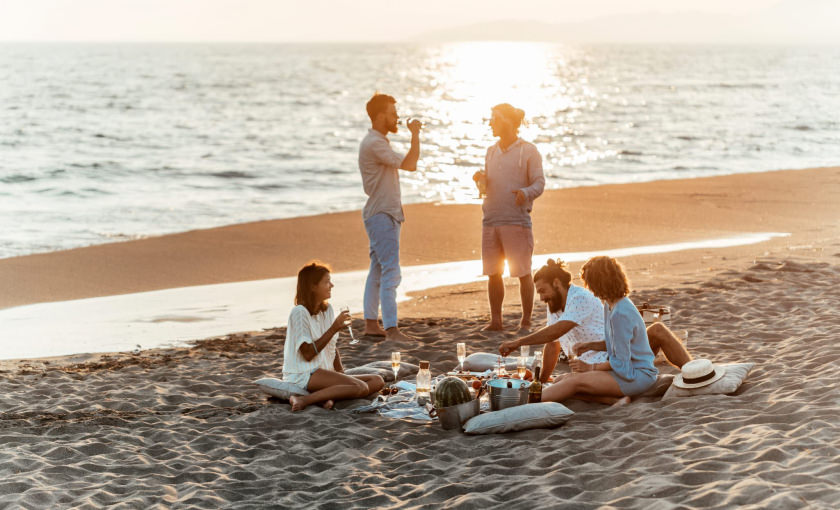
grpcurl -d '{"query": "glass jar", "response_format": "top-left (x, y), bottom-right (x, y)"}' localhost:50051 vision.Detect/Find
top-left (416, 360), bottom-right (431, 406)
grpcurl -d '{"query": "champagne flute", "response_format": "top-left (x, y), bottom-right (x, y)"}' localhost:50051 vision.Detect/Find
top-left (520, 344), bottom-right (530, 360)
top-left (517, 357), bottom-right (527, 379)
top-left (339, 305), bottom-right (359, 345)
top-left (391, 351), bottom-right (401, 383)
top-left (456, 342), bottom-right (466, 372)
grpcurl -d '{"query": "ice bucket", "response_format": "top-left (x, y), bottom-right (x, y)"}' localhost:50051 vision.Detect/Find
top-left (487, 378), bottom-right (530, 411)
top-left (429, 397), bottom-right (481, 431)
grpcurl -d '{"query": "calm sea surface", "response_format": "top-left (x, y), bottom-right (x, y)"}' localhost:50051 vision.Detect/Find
top-left (1, 43), bottom-right (838, 259)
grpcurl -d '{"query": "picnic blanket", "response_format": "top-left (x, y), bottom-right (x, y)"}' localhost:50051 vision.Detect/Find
top-left (351, 379), bottom-right (492, 423)
top-left (350, 381), bottom-right (434, 422)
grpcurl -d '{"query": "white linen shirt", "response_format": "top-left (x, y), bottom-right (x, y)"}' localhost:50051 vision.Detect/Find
top-left (358, 129), bottom-right (405, 222)
top-left (282, 304), bottom-right (338, 381)
top-left (547, 284), bottom-right (609, 365)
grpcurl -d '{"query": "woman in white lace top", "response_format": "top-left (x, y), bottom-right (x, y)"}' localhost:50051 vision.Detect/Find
top-left (283, 262), bottom-right (384, 411)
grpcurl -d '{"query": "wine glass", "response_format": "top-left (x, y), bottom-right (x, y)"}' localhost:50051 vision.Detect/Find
top-left (391, 351), bottom-right (401, 383)
top-left (339, 305), bottom-right (359, 345)
top-left (517, 357), bottom-right (527, 379)
top-left (456, 342), bottom-right (466, 372)
top-left (520, 344), bottom-right (530, 359)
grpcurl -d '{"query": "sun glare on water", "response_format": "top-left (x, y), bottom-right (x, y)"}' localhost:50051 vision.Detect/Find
top-left (402, 41), bottom-right (595, 204)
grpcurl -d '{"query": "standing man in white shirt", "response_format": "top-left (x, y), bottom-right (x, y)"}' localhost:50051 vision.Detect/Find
top-left (358, 93), bottom-right (421, 342)
top-left (474, 103), bottom-right (545, 332)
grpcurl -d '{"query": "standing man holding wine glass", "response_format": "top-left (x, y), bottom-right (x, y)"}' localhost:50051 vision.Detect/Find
top-left (473, 103), bottom-right (545, 332)
top-left (359, 93), bottom-right (422, 342)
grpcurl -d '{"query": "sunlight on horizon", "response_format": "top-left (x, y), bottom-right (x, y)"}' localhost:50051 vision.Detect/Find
top-left (402, 41), bottom-right (607, 204)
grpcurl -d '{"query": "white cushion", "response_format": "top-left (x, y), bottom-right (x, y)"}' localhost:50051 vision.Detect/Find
top-left (662, 363), bottom-right (754, 399)
top-left (345, 361), bottom-right (419, 382)
top-left (254, 377), bottom-right (309, 399)
top-left (463, 403), bottom-right (574, 435)
top-left (463, 353), bottom-right (523, 372)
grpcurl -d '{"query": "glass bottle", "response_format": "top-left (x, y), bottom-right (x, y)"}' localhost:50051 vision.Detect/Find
top-left (416, 360), bottom-right (431, 406)
top-left (528, 366), bottom-right (543, 403)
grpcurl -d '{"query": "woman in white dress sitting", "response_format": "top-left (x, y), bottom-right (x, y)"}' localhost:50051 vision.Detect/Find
top-left (283, 261), bottom-right (385, 411)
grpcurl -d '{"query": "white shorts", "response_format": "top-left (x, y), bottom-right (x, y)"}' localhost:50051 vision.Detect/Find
top-left (283, 369), bottom-right (315, 390)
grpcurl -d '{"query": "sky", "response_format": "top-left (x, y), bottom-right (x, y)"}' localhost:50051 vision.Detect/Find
top-left (1, 0), bottom-right (838, 43)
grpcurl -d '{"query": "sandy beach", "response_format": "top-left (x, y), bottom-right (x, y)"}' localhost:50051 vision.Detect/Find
top-left (2, 167), bottom-right (840, 508)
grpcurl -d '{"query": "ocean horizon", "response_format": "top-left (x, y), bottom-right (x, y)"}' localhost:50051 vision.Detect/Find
top-left (2, 42), bottom-right (838, 259)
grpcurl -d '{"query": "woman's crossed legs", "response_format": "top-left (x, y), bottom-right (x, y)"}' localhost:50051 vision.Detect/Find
top-left (290, 370), bottom-right (385, 412)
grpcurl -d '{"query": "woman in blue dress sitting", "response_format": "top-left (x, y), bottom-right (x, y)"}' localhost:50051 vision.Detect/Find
top-left (541, 256), bottom-right (657, 406)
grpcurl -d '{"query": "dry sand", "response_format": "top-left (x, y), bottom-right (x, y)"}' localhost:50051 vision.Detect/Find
top-left (2, 167), bottom-right (840, 507)
top-left (1, 258), bottom-right (839, 508)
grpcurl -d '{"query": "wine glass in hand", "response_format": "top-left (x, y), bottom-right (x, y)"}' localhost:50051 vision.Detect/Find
top-left (339, 305), bottom-right (359, 345)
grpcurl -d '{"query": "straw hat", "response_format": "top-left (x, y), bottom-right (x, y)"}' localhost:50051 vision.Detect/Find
top-left (673, 359), bottom-right (726, 389)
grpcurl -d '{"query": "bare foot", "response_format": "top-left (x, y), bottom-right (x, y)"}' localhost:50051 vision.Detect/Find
top-left (612, 396), bottom-right (632, 407)
top-left (321, 399), bottom-right (334, 410)
top-left (518, 321), bottom-right (531, 333)
top-left (289, 395), bottom-right (308, 412)
top-left (481, 322), bottom-right (504, 332)
top-left (385, 328), bottom-right (419, 342)
top-left (364, 319), bottom-right (387, 337)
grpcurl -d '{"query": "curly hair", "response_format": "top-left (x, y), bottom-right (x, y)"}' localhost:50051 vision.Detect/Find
top-left (580, 256), bottom-right (631, 302)
top-left (533, 258), bottom-right (572, 288)
top-left (295, 261), bottom-right (331, 315)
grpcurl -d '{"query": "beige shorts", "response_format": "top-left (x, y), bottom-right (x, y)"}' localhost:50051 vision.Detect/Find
top-left (482, 225), bottom-right (534, 277)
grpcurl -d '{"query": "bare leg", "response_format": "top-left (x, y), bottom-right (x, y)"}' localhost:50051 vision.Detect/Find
top-left (364, 319), bottom-right (387, 337)
top-left (518, 274), bottom-right (534, 331)
top-left (483, 273), bottom-right (505, 331)
top-left (540, 340), bottom-right (561, 383)
top-left (541, 371), bottom-right (624, 403)
top-left (385, 327), bottom-right (419, 342)
top-left (290, 369), bottom-right (371, 412)
top-left (353, 374), bottom-right (386, 395)
top-left (647, 322), bottom-right (692, 368)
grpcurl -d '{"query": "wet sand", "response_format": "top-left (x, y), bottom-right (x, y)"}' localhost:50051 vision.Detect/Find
top-left (2, 166), bottom-right (838, 309)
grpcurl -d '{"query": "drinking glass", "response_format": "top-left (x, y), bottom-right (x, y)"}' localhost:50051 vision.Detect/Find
top-left (517, 357), bottom-right (527, 378)
top-left (391, 351), bottom-right (401, 382)
top-left (520, 344), bottom-right (530, 359)
top-left (340, 305), bottom-right (359, 345)
top-left (456, 342), bottom-right (466, 372)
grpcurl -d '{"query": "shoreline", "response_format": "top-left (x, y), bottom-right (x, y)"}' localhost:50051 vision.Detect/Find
top-left (2, 165), bottom-right (839, 310)
top-left (0, 232), bottom-right (790, 361)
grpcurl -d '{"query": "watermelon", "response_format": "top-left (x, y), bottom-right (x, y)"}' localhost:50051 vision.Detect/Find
top-left (434, 376), bottom-right (471, 408)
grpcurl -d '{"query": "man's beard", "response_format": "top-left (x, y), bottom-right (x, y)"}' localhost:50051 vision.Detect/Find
top-left (546, 290), bottom-right (563, 314)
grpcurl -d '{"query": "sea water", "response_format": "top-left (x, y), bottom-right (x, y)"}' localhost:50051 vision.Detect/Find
top-left (1, 43), bottom-right (838, 259)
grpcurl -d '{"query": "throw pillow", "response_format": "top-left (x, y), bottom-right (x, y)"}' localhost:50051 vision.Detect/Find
top-left (254, 377), bottom-right (309, 399)
top-left (463, 402), bottom-right (574, 435)
top-left (463, 353), bottom-right (524, 372)
top-left (662, 363), bottom-right (754, 399)
top-left (345, 361), bottom-right (420, 382)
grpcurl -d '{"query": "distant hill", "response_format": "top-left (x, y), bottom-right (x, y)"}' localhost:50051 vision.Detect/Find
top-left (411, 6), bottom-right (840, 44)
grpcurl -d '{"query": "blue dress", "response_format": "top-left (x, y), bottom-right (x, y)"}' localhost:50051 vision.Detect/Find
top-left (604, 297), bottom-right (658, 396)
